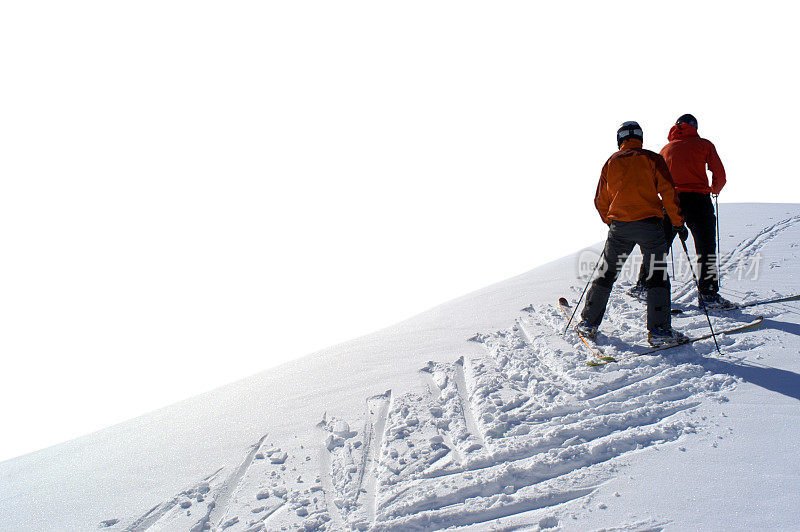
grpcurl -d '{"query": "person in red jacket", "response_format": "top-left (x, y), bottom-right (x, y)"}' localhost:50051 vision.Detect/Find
top-left (578, 121), bottom-right (688, 346)
top-left (630, 114), bottom-right (732, 309)
top-left (662, 114), bottom-right (726, 196)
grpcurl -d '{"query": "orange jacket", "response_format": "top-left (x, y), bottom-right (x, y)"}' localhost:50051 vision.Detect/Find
top-left (660, 124), bottom-right (726, 194)
top-left (595, 139), bottom-right (683, 226)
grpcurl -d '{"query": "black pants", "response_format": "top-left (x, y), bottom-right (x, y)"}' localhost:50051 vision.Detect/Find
top-left (582, 218), bottom-right (671, 331)
top-left (637, 192), bottom-right (718, 295)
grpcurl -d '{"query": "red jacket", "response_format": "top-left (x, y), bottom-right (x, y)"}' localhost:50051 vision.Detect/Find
top-left (595, 139), bottom-right (683, 226)
top-left (660, 124), bottom-right (726, 194)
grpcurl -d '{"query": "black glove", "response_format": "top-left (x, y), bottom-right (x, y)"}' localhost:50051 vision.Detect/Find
top-left (674, 225), bottom-right (689, 242)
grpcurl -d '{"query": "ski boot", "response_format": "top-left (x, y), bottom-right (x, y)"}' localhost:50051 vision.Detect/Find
top-left (699, 292), bottom-right (737, 310)
top-left (648, 327), bottom-right (688, 347)
top-left (627, 281), bottom-right (647, 302)
top-left (576, 320), bottom-right (599, 339)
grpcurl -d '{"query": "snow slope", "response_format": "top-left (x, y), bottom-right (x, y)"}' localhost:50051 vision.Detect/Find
top-left (1, 203), bottom-right (799, 531)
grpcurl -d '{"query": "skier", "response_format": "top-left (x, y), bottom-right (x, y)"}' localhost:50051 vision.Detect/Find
top-left (577, 121), bottom-right (689, 346)
top-left (629, 114), bottom-right (733, 308)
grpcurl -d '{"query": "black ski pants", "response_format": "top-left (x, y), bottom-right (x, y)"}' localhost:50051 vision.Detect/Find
top-left (637, 192), bottom-right (718, 295)
top-left (583, 218), bottom-right (671, 331)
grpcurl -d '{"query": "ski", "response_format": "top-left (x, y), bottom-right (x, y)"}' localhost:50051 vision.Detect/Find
top-left (558, 297), bottom-right (764, 366)
top-left (714, 293), bottom-right (800, 311)
top-left (588, 316), bottom-right (764, 366)
top-left (558, 298), bottom-right (618, 364)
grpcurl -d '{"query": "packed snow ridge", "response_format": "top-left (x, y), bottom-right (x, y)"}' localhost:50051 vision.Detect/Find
top-left (92, 210), bottom-right (799, 531)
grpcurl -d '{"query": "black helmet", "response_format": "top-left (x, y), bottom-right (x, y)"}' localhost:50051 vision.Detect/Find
top-left (617, 121), bottom-right (643, 148)
top-left (676, 113), bottom-right (698, 129)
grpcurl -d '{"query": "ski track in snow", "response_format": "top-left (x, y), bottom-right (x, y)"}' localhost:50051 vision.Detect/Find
top-left (124, 469), bottom-right (224, 532)
top-left (358, 391), bottom-right (392, 529)
top-left (417, 368), bottom-right (464, 469)
top-left (673, 214), bottom-right (800, 304)
top-left (106, 217), bottom-right (799, 531)
top-left (316, 418), bottom-right (347, 530)
top-left (453, 357), bottom-right (487, 450)
top-left (110, 309), bottom-right (752, 532)
top-left (198, 434), bottom-right (269, 531)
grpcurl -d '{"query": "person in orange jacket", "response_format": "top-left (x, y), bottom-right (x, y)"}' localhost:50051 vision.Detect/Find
top-left (630, 113), bottom-right (732, 308)
top-left (578, 121), bottom-right (689, 346)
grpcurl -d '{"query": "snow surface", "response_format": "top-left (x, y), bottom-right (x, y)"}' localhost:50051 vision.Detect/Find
top-left (1, 203), bottom-right (799, 531)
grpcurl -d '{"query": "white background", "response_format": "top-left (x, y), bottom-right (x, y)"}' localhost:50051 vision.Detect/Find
top-left (1, 1), bottom-right (798, 461)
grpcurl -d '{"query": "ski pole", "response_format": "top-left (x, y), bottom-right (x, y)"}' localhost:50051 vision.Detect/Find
top-left (564, 249), bottom-right (603, 336)
top-left (679, 238), bottom-right (721, 354)
top-left (714, 194), bottom-right (721, 289)
top-left (670, 241), bottom-right (675, 279)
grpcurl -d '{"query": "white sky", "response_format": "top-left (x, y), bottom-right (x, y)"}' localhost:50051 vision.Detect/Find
top-left (1, 1), bottom-right (798, 462)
